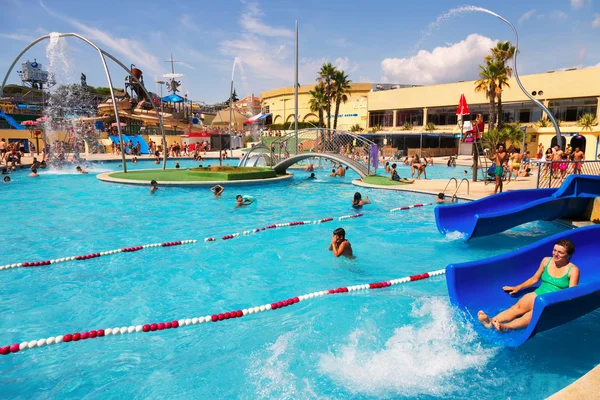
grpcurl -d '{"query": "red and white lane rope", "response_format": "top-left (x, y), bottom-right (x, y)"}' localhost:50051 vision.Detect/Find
top-left (1, 214), bottom-right (364, 269)
top-left (390, 203), bottom-right (433, 212)
top-left (0, 240), bottom-right (196, 271)
top-left (207, 214), bottom-right (361, 242)
top-left (0, 268), bottom-right (445, 356)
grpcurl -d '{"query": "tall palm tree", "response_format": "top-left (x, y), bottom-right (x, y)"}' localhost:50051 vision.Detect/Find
top-left (474, 62), bottom-right (501, 131)
top-left (332, 70), bottom-right (352, 131)
top-left (317, 62), bottom-right (337, 129)
top-left (486, 41), bottom-right (515, 129)
top-left (308, 84), bottom-right (327, 128)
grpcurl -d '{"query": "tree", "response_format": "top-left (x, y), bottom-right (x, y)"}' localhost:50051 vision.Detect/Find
top-left (577, 113), bottom-right (598, 131)
top-left (474, 62), bottom-right (502, 132)
top-left (332, 70), bottom-right (352, 131)
top-left (425, 122), bottom-right (437, 134)
top-left (317, 63), bottom-right (336, 129)
top-left (349, 123), bottom-right (363, 133)
top-left (308, 84), bottom-right (327, 128)
top-left (486, 42), bottom-right (515, 129)
top-left (224, 89), bottom-right (239, 106)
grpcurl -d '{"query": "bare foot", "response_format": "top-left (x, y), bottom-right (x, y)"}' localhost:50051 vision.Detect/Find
top-left (492, 319), bottom-right (507, 332)
top-left (478, 311), bottom-right (492, 329)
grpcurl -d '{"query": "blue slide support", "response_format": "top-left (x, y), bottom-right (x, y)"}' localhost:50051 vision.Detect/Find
top-left (0, 110), bottom-right (25, 130)
top-left (446, 225), bottom-right (600, 347)
top-left (435, 175), bottom-right (600, 240)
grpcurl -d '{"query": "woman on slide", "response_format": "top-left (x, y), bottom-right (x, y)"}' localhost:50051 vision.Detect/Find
top-left (478, 239), bottom-right (579, 331)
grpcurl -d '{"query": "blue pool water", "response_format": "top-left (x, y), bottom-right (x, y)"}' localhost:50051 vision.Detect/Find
top-left (1, 161), bottom-right (599, 399)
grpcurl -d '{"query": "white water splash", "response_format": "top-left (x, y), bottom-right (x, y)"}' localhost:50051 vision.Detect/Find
top-left (412, 5), bottom-right (501, 53)
top-left (318, 298), bottom-right (496, 397)
top-left (444, 230), bottom-right (467, 241)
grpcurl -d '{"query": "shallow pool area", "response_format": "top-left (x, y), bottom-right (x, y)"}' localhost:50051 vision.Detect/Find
top-left (1, 163), bottom-right (599, 399)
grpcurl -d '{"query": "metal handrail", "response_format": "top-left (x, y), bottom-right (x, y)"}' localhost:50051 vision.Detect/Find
top-left (443, 177), bottom-right (458, 195)
top-left (453, 178), bottom-right (470, 198)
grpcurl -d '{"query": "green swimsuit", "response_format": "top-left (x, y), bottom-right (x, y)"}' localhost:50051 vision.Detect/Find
top-left (534, 258), bottom-right (572, 295)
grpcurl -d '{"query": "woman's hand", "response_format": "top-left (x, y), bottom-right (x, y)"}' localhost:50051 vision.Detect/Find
top-left (503, 286), bottom-right (520, 295)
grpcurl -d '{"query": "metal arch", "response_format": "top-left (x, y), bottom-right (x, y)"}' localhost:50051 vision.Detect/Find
top-left (0, 32), bottom-right (169, 171)
top-left (273, 152), bottom-right (370, 178)
top-left (473, 8), bottom-right (562, 147)
top-left (0, 33), bottom-right (128, 172)
top-left (238, 144), bottom-right (272, 167)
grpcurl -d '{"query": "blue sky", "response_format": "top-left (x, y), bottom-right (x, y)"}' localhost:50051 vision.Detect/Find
top-left (1, 0), bottom-right (599, 103)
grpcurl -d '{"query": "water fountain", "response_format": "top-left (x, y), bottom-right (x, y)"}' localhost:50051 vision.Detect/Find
top-left (414, 5), bottom-right (563, 147)
top-left (223, 57), bottom-right (247, 167)
top-left (0, 32), bottom-right (168, 172)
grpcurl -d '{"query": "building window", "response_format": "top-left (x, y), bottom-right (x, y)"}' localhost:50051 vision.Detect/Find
top-left (549, 97), bottom-right (598, 122)
top-left (427, 107), bottom-right (458, 126)
top-left (395, 109), bottom-right (423, 126)
top-left (369, 110), bottom-right (394, 127)
top-left (264, 105), bottom-right (270, 114)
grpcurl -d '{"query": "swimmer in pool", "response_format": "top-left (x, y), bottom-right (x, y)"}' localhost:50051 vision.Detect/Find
top-left (150, 180), bottom-right (158, 194)
top-left (211, 185), bottom-right (224, 196)
top-left (436, 192), bottom-right (455, 203)
top-left (76, 166), bottom-right (88, 174)
top-left (307, 173), bottom-right (316, 179)
top-left (328, 227), bottom-right (353, 258)
top-left (236, 195), bottom-right (253, 207)
top-left (478, 239), bottom-right (579, 331)
top-left (352, 192), bottom-right (371, 208)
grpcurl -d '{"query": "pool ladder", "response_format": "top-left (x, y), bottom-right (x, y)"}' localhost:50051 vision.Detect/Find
top-left (442, 178), bottom-right (470, 201)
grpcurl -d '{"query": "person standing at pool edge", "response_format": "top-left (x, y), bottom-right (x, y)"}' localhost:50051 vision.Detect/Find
top-left (329, 227), bottom-right (353, 258)
top-left (494, 144), bottom-right (507, 194)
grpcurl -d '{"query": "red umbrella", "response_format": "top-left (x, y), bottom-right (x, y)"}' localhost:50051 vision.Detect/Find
top-left (456, 93), bottom-right (470, 116)
top-left (36, 117), bottom-right (52, 122)
top-left (21, 120), bottom-right (39, 126)
top-left (111, 122), bottom-right (126, 127)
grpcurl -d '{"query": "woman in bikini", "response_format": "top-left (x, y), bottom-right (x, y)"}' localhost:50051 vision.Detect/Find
top-left (478, 239), bottom-right (579, 331)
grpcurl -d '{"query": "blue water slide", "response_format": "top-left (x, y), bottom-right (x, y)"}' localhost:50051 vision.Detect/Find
top-left (108, 135), bottom-right (149, 154)
top-left (446, 225), bottom-right (600, 347)
top-left (0, 110), bottom-right (25, 130)
top-left (435, 175), bottom-right (600, 240)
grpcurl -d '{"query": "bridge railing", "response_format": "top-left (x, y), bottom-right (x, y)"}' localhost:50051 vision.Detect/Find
top-left (264, 128), bottom-right (377, 175)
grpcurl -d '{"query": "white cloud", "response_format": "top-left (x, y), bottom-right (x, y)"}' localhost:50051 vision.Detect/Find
top-left (239, 2), bottom-right (293, 38)
top-left (0, 33), bottom-right (35, 42)
top-left (518, 10), bottom-right (536, 24)
top-left (593, 14), bottom-right (600, 28)
top-left (570, 0), bottom-right (584, 10)
top-left (334, 57), bottom-right (359, 73)
top-left (552, 11), bottom-right (568, 20)
top-left (39, 1), bottom-right (165, 78)
top-left (179, 15), bottom-right (201, 33)
top-left (381, 34), bottom-right (497, 85)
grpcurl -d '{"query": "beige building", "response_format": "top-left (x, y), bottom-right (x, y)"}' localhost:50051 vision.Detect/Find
top-left (367, 67), bottom-right (600, 160)
top-left (259, 68), bottom-right (600, 160)
top-left (232, 94), bottom-right (261, 117)
top-left (260, 83), bottom-right (375, 130)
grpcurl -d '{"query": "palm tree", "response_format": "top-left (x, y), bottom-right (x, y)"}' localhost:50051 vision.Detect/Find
top-left (308, 84), bottom-right (327, 128)
top-left (317, 62), bottom-right (337, 129)
top-left (486, 42), bottom-right (515, 129)
top-left (474, 62), bottom-right (501, 131)
top-left (578, 113), bottom-right (598, 131)
top-left (332, 70), bottom-right (352, 131)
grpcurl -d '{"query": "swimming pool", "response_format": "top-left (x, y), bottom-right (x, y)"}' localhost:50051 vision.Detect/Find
top-left (1, 163), bottom-right (598, 399)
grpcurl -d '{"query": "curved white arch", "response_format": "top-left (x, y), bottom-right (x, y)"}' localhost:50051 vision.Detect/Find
top-left (0, 33), bottom-right (168, 171)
